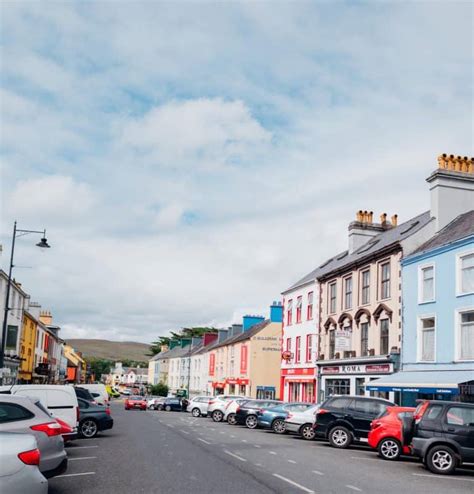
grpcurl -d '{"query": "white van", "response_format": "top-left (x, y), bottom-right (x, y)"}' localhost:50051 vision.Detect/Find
top-left (81, 384), bottom-right (109, 406)
top-left (0, 385), bottom-right (79, 431)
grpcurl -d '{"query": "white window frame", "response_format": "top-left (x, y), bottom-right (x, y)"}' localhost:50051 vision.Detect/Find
top-left (456, 249), bottom-right (474, 297)
top-left (454, 307), bottom-right (474, 362)
top-left (417, 314), bottom-right (436, 363)
top-left (418, 263), bottom-right (436, 304)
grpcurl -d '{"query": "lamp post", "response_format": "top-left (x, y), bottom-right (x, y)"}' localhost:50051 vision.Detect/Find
top-left (0, 221), bottom-right (50, 384)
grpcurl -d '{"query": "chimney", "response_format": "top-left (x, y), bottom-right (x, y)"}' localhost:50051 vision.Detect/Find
top-left (203, 333), bottom-right (218, 346)
top-left (270, 301), bottom-right (283, 323)
top-left (230, 324), bottom-right (243, 337)
top-left (427, 154), bottom-right (474, 232)
top-left (180, 338), bottom-right (191, 348)
top-left (348, 210), bottom-right (384, 254)
top-left (39, 310), bottom-right (53, 325)
top-left (391, 214), bottom-right (398, 227)
top-left (169, 340), bottom-right (180, 350)
top-left (191, 337), bottom-right (202, 348)
top-left (243, 315), bottom-right (265, 331)
top-left (217, 329), bottom-right (229, 343)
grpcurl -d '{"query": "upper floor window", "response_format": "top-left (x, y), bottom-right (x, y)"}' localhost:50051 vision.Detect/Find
top-left (329, 329), bottom-right (335, 359)
top-left (287, 299), bottom-right (293, 325)
top-left (380, 262), bottom-right (391, 299)
top-left (360, 322), bottom-right (369, 356)
top-left (380, 319), bottom-right (389, 354)
top-left (295, 336), bottom-right (301, 363)
top-left (307, 292), bottom-right (314, 320)
top-left (344, 276), bottom-right (353, 310)
top-left (458, 310), bottom-right (474, 361)
top-left (458, 252), bottom-right (474, 295)
top-left (419, 265), bottom-right (435, 303)
top-left (306, 334), bottom-right (312, 362)
top-left (361, 270), bottom-right (370, 305)
top-left (296, 296), bottom-right (302, 323)
top-left (329, 282), bottom-right (337, 314)
top-left (418, 316), bottom-right (435, 362)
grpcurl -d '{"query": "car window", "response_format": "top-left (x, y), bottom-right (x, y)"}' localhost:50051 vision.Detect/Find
top-left (34, 400), bottom-right (51, 417)
top-left (424, 405), bottom-right (443, 420)
top-left (397, 411), bottom-right (413, 420)
top-left (78, 399), bottom-right (89, 409)
top-left (0, 402), bottom-right (34, 423)
top-left (353, 400), bottom-right (387, 415)
top-left (327, 397), bottom-right (351, 409)
top-left (446, 407), bottom-right (474, 426)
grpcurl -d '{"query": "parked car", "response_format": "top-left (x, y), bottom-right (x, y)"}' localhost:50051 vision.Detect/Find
top-left (147, 396), bottom-right (166, 410)
top-left (367, 406), bottom-right (415, 460)
top-left (121, 389), bottom-right (132, 396)
top-left (77, 398), bottom-right (113, 438)
top-left (224, 398), bottom-right (252, 424)
top-left (406, 400), bottom-right (474, 475)
top-left (257, 403), bottom-right (313, 433)
top-left (235, 399), bottom-right (283, 429)
top-left (55, 418), bottom-right (77, 442)
top-left (74, 386), bottom-right (97, 404)
top-left (81, 384), bottom-right (109, 405)
top-left (187, 396), bottom-right (211, 417)
top-left (208, 395), bottom-right (248, 422)
top-left (314, 395), bottom-right (395, 449)
top-left (161, 397), bottom-right (183, 412)
top-left (285, 404), bottom-right (320, 440)
top-left (0, 432), bottom-right (48, 494)
top-left (0, 395), bottom-right (67, 478)
top-left (124, 396), bottom-right (147, 410)
top-left (106, 385), bottom-right (120, 398)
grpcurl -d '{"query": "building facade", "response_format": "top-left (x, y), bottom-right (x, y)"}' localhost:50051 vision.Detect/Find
top-left (18, 311), bottom-right (38, 383)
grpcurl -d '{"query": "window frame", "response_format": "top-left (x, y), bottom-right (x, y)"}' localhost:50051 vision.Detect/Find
top-left (418, 263), bottom-right (436, 304)
top-left (360, 322), bottom-right (369, 357)
top-left (454, 307), bottom-right (474, 362)
top-left (328, 329), bottom-right (336, 359)
top-left (295, 336), bottom-right (301, 363)
top-left (329, 282), bottom-right (337, 314)
top-left (417, 314), bottom-right (436, 362)
top-left (306, 334), bottom-right (312, 362)
top-left (344, 276), bottom-right (353, 310)
top-left (379, 318), bottom-right (390, 355)
top-left (361, 269), bottom-right (370, 305)
top-left (296, 296), bottom-right (303, 324)
top-left (307, 292), bottom-right (314, 320)
top-left (456, 250), bottom-right (474, 297)
top-left (287, 299), bottom-right (293, 326)
top-left (379, 260), bottom-right (391, 300)
top-left (0, 402), bottom-right (34, 423)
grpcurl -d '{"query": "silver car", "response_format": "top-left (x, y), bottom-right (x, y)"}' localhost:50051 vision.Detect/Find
top-left (0, 395), bottom-right (67, 478)
top-left (186, 396), bottom-right (211, 417)
top-left (208, 395), bottom-right (248, 422)
top-left (0, 432), bottom-right (48, 494)
top-left (284, 404), bottom-right (320, 440)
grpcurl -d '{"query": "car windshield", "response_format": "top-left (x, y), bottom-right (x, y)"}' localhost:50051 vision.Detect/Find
top-left (130, 396), bottom-right (142, 401)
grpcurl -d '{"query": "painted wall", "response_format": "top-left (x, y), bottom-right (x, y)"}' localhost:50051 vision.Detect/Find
top-left (18, 311), bottom-right (37, 381)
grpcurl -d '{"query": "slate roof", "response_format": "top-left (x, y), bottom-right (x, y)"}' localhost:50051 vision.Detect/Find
top-left (283, 210), bottom-right (433, 291)
top-left (411, 210), bottom-right (474, 255)
top-left (210, 320), bottom-right (271, 350)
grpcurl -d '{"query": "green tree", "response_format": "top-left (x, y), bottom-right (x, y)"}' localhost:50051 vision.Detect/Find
top-left (88, 358), bottom-right (113, 380)
top-left (148, 327), bottom-right (218, 356)
top-left (150, 382), bottom-right (168, 396)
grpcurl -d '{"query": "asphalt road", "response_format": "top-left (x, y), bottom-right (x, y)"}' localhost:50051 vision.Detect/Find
top-left (49, 400), bottom-right (474, 494)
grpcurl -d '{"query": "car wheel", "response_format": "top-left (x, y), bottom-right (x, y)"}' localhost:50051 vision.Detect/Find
top-left (246, 415), bottom-right (258, 429)
top-left (157, 405), bottom-right (163, 411)
top-left (165, 405), bottom-right (172, 412)
top-left (227, 413), bottom-right (237, 425)
top-left (192, 408), bottom-right (201, 417)
top-left (80, 419), bottom-right (98, 438)
top-left (300, 423), bottom-right (316, 440)
top-left (328, 426), bottom-right (352, 449)
top-left (272, 419), bottom-right (286, 434)
top-left (426, 445), bottom-right (457, 475)
top-left (212, 410), bottom-right (224, 422)
top-left (378, 438), bottom-right (402, 461)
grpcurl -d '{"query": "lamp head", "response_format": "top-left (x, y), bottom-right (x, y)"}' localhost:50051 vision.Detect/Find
top-left (36, 237), bottom-right (51, 249)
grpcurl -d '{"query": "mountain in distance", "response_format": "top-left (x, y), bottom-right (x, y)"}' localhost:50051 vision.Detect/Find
top-left (66, 339), bottom-right (151, 363)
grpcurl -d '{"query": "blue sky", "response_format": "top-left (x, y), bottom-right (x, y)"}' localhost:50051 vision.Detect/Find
top-left (1, 2), bottom-right (472, 342)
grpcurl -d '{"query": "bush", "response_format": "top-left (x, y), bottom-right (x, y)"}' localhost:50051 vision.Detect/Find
top-left (150, 383), bottom-right (169, 397)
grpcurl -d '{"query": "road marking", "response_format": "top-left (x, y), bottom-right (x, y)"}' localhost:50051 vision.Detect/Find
top-left (230, 435), bottom-right (236, 438)
top-left (288, 459), bottom-right (297, 464)
top-left (255, 463), bottom-right (263, 467)
top-left (272, 474), bottom-right (315, 494)
top-left (269, 451), bottom-right (277, 455)
top-left (55, 472), bottom-right (96, 479)
top-left (346, 486), bottom-right (362, 492)
top-left (312, 470), bottom-right (324, 476)
top-left (220, 431), bottom-right (225, 434)
top-left (167, 424), bottom-right (175, 428)
top-left (69, 457), bottom-right (97, 461)
top-left (198, 438), bottom-right (211, 445)
top-left (412, 473), bottom-right (474, 482)
top-left (182, 430), bottom-right (190, 435)
top-left (254, 444), bottom-right (261, 448)
top-left (67, 446), bottom-right (98, 449)
top-left (224, 450), bottom-right (247, 462)
top-left (241, 439), bottom-right (248, 443)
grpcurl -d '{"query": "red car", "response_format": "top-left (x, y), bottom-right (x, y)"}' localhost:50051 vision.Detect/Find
top-left (125, 396), bottom-right (147, 410)
top-left (368, 406), bottom-right (415, 460)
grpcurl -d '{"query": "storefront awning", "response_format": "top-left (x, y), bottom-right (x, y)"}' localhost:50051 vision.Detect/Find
top-left (367, 370), bottom-right (474, 394)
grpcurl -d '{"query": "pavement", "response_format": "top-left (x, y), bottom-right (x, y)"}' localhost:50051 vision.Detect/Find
top-left (49, 400), bottom-right (474, 494)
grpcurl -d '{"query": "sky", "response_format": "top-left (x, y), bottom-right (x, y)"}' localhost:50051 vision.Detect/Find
top-left (1, 1), bottom-right (472, 343)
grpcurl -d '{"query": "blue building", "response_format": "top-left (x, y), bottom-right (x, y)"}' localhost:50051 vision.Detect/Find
top-left (369, 210), bottom-right (474, 405)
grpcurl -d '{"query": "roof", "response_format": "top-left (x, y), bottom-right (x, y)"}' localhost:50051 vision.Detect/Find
top-left (284, 211), bottom-right (432, 290)
top-left (367, 370), bottom-right (474, 390)
top-left (210, 320), bottom-right (271, 350)
top-left (411, 210), bottom-right (474, 255)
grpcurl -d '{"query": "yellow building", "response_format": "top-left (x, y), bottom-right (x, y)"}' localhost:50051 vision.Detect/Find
top-left (18, 311), bottom-right (38, 383)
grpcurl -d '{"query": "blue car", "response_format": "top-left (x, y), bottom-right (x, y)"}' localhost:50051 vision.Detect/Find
top-left (162, 397), bottom-right (183, 412)
top-left (257, 403), bottom-right (313, 434)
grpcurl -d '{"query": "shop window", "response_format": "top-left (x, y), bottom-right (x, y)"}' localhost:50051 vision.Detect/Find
top-left (356, 378), bottom-right (365, 396)
top-left (325, 379), bottom-right (350, 396)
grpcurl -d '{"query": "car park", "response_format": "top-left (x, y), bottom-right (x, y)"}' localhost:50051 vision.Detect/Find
top-left (208, 395), bottom-right (248, 422)
top-left (234, 399), bottom-right (283, 429)
top-left (77, 397), bottom-right (114, 438)
top-left (125, 396), bottom-right (147, 410)
top-left (0, 395), bottom-right (67, 478)
top-left (162, 397), bottom-right (183, 412)
top-left (257, 403), bottom-right (313, 433)
top-left (285, 404), bottom-right (320, 440)
top-left (187, 396), bottom-right (211, 417)
top-left (368, 406), bottom-right (414, 460)
top-left (406, 400), bottom-right (474, 475)
top-left (0, 432), bottom-right (48, 494)
top-left (314, 395), bottom-right (395, 449)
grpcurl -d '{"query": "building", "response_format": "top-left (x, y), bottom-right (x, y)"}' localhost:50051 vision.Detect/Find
top-left (64, 344), bottom-right (85, 384)
top-left (188, 332), bottom-right (218, 396)
top-left (369, 210), bottom-right (474, 404)
top-left (281, 270), bottom-right (319, 402)
top-left (167, 340), bottom-right (192, 395)
top-left (148, 345), bottom-right (169, 385)
top-left (18, 310), bottom-right (38, 383)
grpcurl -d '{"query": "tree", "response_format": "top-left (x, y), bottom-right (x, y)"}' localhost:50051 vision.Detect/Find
top-left (88, 358), bottom-right (114, 381)
top-left (147, 327), bottom-right (218, 356)
top-left (150, 382), bottom-right (168, 397)
top-left (147, 336), bottom-right (171, 357)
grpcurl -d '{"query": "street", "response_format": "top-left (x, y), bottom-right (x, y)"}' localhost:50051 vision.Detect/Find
top-left (49, 401), bottom-right (474, 494)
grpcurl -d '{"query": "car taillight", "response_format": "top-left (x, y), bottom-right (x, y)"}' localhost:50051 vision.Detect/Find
top-left (55, 418), bottom-right (73, 435)
top-left (371, 420), bottom-right (382, 430)
top-left (31, 422), bottom-right (62, 437)
top-left (76, 406), bottom-right (80, 422)
top-left (106, 407), bottom-right (111, 416)
top-left (414, 402), bottom-right (429, 424)
top-left (316, 408), bottom-right (329, 415)
top-left (236, 406), bottom-right (240, 413)
top-left (287, 413), bottom-right (293, 420)
top-left (18, 448), bottom-right (41, 466)
top-left (209, 400), bottom-right (215, 406)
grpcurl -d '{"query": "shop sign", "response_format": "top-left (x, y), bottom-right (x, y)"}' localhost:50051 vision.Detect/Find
top-left (282, 368), bottom-right (315, 376)
top-left (335, 330), bottom-right (351, 352)
top-left (240, 345), bottom-right (248, 374)
top-left (322, 363), bottom-right (392, 375)
top-left (209, 353), bottom-right (215, 376)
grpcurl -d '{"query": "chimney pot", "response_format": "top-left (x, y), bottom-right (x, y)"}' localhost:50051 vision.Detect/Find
top-left (380, 213), bottom-right (387, 223)
top-left (391, 214), bottom-right (398, 226)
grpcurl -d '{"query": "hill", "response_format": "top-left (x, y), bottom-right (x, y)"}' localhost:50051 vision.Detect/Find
top-left (66, 339), bottom-right (151, 363)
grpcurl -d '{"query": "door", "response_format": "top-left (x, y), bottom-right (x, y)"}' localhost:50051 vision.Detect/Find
top-left (443, 406), bottom-right (474, 461)
top-left (350, 399), bottom-right (389, 438)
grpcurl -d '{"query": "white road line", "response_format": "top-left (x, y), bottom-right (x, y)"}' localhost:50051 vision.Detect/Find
top-left (272, 474), bottom-right (315, 494)
top-left (288, 459), bottom-right (297, 464)
top-left (412, 473), bottom-right (474, 483)
top-left (69, 457), bottom-right (97, 461)
top-left (346, 486), bottom-right (362, 492)
top-left (167, 424), bottom-right (175, 428)
top-left (241, 439), bottom-right (248, 443)
top-left (312, 470), bottom-right (324, 476)
top-left (182, 430), bottom-right (190, 435)
top-left (254, 444), bottom-right (261, 448)
top-left (220, 431), bottom-right (225, 434)
top-left (55, 472), bottom-right (96, 479)
top-left (198, 438), bottom-right (211, 445)
top-left (269, 451), bottom-right (277, 455)
top-left (67, 446), bottom-right (98, 449)
top-left (230, 435), bottom-right (236, 438)
top-left (224, 450), bottom-right (247, 462)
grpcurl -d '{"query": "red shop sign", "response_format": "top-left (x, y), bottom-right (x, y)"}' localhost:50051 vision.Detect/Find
top-left (237, 378), bottom-right (249, 385)
top-left (365, 364), bottom-right (391, 373)
top-left (209, 353), bottom-right (215, 376)
top-left (240, 345), bottom-right (248, 374)
top-left (282, 368), bottom-right (315, 376)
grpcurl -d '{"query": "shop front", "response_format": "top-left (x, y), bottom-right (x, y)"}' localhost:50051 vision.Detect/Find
top-left (281, 368), bottom-right (316, 403)
top-left (225, 378), bottom-right (249, 396)
top-left (211, 381), bottom-right (225, 395)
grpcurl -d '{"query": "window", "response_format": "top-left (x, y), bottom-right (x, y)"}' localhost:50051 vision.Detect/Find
top-left (459, 253), bottom-right (474, 295)
top-left (420, 265), bottom-right (435, 302)
top-left (295, 336), bottom-right (301, 362)
top-left (344, 276), bottom-right (353, 309)
top-left (425, 405), bottom-right (443, 420)
top-left (329, 329), bottom-right (335, 359)
top-left (325, 380), bottom-right (351, 397)
top-left (446, 406), bottom-right (474, 426)
top-left (6, 325), bottom-right (18, 350)
top-left (296, 296), bottom-right (302, 323)
top-left (458, 311), bottom-right (474, 361)
top-left (380, 319), bottom-right (389, 355)
top-left (356, 378), bottom-right (365, 396)
top-left (286, 337), bottom-right (291, 353)
top-left (329, 282), bottom-right (337, 313)
top-left (0, 403), bottom-right (34, 423)
top-left (380, 262), bottom-right (391, 299)
top-left (306, 334), bottom-right (312, 362)
top-left (361, 270), bottom-right (370, 305)
top-left (419, 317), bottom-right (435, 361)
top-left (287, 299), bottom-right (293, 325)
top-left (360, 322), bottom-right (369, 357)
top-left (307, 292), bottom-right (314, 320)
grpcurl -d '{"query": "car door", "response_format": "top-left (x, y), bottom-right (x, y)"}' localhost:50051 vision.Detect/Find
top-left (443, 405), bottom-right (474, 461)
top-left (347, 399), bottom-right (373, 438)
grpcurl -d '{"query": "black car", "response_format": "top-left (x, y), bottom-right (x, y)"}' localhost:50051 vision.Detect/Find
top-left (314, 395), bottom-right (395, 448)
top-left (162, 397), bottom-right (183, 412)
top-left (77, 397), bottom-right (114, 438)
top-left (235, 399), bottom-right (283, 429)
top-left (75, 387), bottom-right (96, 403)
top-left (406, 400), bottom-right (474, 475)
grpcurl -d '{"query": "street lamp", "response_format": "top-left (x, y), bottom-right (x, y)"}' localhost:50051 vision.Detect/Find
top-left (0, 221), bottom-right (51, 383)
